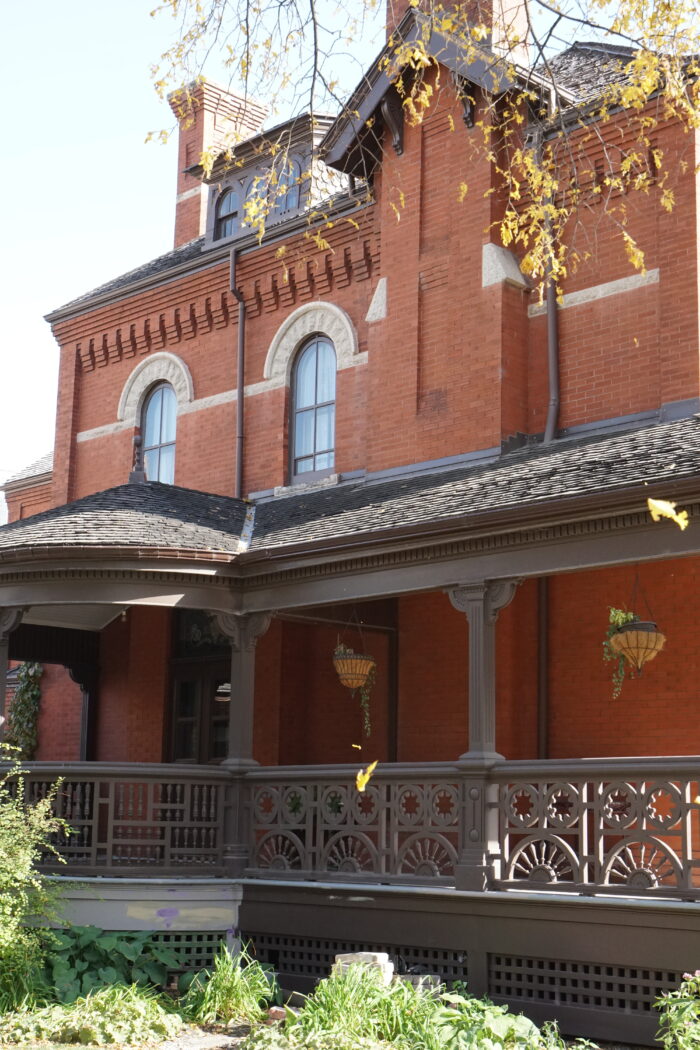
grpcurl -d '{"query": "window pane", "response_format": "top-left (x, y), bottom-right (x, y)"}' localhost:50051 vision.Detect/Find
top-left (315, 451), bottom-right (334, 470)
top-left (159, 444), bottom-right (176, 485)
top-left (160, 386), bottom-right (177, 442)
top-left (143, 387), bottom-right (162, 449)
top-left (296, 456), bottom-right (315, 474)
top-left (294, 409), bottom-right (315, 458)
top-left (315, 404), bottom-right (334, 453)
top-left (316, 341), bottom-right (336, 403)
top-left (144, 447), bottom-right (159, 482)
top-left (295, 346), bottom-right (316, 408)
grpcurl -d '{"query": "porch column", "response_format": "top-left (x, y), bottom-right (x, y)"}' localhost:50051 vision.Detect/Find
top-left (214, 611), bottom-right (273, 877)
top-left (214, 611), bottom-right (273, 767)
top-left (0, 608), bottom-right (25, 738)
top-left (448, 581), bottom-right (519, 893)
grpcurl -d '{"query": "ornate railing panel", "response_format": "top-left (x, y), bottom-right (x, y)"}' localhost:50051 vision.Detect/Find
top-left (246, 764), bottom-right (462, 883)
top-left (493, 758), bottom-right (700, 899)
top-left (19, 763), bottom-right (228, 876)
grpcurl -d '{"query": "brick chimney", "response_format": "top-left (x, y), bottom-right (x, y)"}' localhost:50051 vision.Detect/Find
top-left (385, 0), bottom-right (528, 65)
top-left (169, 81), bottom-right (268, 249)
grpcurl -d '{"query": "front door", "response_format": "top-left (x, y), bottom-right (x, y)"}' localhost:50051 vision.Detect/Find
top-left (170, 661), bottom-right (231, 763)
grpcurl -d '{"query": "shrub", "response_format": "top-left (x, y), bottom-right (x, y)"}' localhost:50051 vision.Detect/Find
top-left (0, 744), bottom-right (66, 1010)
top-left (656, 971), bottom-right (700, 1050)
top-left (0, 983), bottom-right (183, 1046)
top-left (44, 925), bottom-right (181, 1003)
top-left (179, 942), bottom-right (279, 1025)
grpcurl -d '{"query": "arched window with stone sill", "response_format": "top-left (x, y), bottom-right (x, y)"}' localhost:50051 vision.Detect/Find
top-left (142, 382), bottom-right (177, 484)
top-left (290, 336), bottom-right (336, 480)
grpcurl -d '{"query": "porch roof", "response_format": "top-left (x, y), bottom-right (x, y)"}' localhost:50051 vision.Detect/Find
top-left (0, 416), bottom-right (698, 566)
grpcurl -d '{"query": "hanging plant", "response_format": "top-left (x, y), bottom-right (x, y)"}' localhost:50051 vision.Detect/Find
top-left (333, 643), bottom-right (376, 737)
top-left (5, 662), bottom-right (43, 759)
top-left (603, 607), bottom-right (666, 699)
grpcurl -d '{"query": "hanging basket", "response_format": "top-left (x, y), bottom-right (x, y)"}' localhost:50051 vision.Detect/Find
top-left (333, 650), bottom-right (376, 690)
top-left (608, 620), bottom-right (666, 673)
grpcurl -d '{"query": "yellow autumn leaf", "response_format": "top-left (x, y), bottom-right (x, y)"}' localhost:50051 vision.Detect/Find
top-left (356, 760), bottom-right (378, 792)
top-left (647, 497), bottom-right (689, 531)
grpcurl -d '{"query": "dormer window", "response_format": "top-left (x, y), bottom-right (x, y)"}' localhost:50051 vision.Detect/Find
top-left (275, 158), bottom-right (302, 214)
top-left (215, 188), bottom-right (239, 240)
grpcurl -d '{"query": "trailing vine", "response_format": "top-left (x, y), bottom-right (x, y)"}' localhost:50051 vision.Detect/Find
top-left (602, 608), bottom-right (637, 700)
top-left (5, 663), bottom-right (43, 759)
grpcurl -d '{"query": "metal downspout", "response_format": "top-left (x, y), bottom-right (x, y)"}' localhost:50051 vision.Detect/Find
top-left (537, 577), bottom-right (549, 759)
top-left (230, 248), bottom-right (246, 499)
top-left (543, 267), bottom-right (560, 443)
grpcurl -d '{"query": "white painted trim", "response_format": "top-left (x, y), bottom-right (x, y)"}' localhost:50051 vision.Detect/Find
top-left (176, 186), bottom-right (203, 204)
top-left (117, 352), bottom-right (195, 423)
top-left (263, 301), bottom-right (359, 384)
top-left (528, 268), bottom-right (660, 317)
top-left (77, 354), bottom-right (369, 443)
top-left (366, 278), bottom-right (387, 322)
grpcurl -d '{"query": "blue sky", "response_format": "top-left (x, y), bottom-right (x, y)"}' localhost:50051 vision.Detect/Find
top-left (1, 1), bottom-right (185, 487)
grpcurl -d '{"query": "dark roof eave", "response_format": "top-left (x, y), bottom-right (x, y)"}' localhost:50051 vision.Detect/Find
top-left (0, 544), bottom-right (241, 568)
top-left (239, 475), bottom-right (700, 567)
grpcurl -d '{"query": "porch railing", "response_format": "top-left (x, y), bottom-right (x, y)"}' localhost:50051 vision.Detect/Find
top-left (244, 763), bottom-right (462, 883)
top-left (491, 756), bottom-right (700, 900)
top-left (19, 763), bottom-right (229, 876)
top-left (15, 757), bottom-right (700, 897)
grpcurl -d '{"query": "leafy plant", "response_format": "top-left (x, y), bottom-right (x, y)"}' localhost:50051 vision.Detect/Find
top-left (333, 643), bottom-right (376, 737)
top-left (603, 607), bottom-right (638, 699)
top-left (179, 942), bottom-right (279, 1025)
top-left (43, 925), bottom-right (181, 1003)
top-left (4, 662), bottom-right (43, 759)
top-left (0, 982), bottom-right (183, 1045)
top-left (0, 744), bottom-right (66, 1011)
top-left (656, 971), bottom-right (700, 1050)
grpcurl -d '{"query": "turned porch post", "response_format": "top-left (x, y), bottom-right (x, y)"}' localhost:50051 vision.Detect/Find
top-left (0, 608), bottom-right (25, 739)
top-left (447, 581), bottom-right (519, 894)
top-left (213, 611), bottom-right (273, 875)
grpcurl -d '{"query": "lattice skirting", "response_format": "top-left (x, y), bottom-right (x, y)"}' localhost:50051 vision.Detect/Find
top-left (149, 930), bottom-right (228, 974)
top-left (244, 932), bottom-right (680, 1021)
top-left (489, 955), bottom-right (679, 1016)
top-left (243, 932), bottom-right (468, 983)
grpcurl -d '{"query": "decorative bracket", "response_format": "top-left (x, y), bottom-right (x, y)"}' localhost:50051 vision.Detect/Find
top-left (454, 76), bottom-right (476, 128)
top-left (213, 611), bottom-right (274, 651)
top-left (0, 608), bottom-right (26, 640)
top-left (448, 580), bottom-right (520, 624)
top-left (380, 89), bottom-right (404, 156)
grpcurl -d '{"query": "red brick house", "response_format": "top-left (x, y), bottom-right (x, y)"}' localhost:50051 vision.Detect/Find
top-left (3, 10), bottom-right (700, 1043)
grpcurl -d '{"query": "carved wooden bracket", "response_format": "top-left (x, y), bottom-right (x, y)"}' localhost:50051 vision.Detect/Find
top-left (213, 611), bottom-right (274, 651)
top-left (380, 90), bottom-right (404, 156)
top-left (448, 580), bottom-right (520, 623)
top-left (454, 76), bottom-right (476, 128)
top-left (0, 608), bottom-right (25, 641)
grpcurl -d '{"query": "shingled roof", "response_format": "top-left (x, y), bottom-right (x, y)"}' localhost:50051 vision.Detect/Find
top-left (1, 417), bottom-right (698, 563)
top-left (0, 482), bottom-right (249, 560)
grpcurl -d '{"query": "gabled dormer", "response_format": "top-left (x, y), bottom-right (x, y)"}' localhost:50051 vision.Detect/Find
top-left (189, 113), bottom-right (346, 248)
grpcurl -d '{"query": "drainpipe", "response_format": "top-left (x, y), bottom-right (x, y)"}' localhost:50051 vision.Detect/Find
top-left (230, 248), bottom-right (246, 499)
top-left (537, 577), bottom-right (549, 759)
top-left (543, 258), bottom-right (560, 443)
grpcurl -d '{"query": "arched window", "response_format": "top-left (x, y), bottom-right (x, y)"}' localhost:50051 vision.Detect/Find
top-left (214, 188), bottom-right (239, 240)
top-left (142, 383), bottom-right (177, 484)
top-left (291, 337), bottom-right (336, 479)
top-left (275, 158), bottom-right (302, 214)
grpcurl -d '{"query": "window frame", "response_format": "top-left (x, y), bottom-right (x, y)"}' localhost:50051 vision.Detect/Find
top-left (142, 381), bottom-right (177, 484)
top-left (214, 187), bottom-right (240, 241)
top-left (290, 335), bottom-right (337, 483)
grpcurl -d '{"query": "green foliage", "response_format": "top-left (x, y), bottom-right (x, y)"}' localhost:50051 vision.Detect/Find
top-left (43, 925), bottom-right (181, 1003)
top-left (602, 607), bottom-right (638, 699)
top-left (243, 965), bottom-right (588, 1050)
top-left (656, 971), bottom-right (700, 1050)
top-left (0, 982), bottom-right (183, 1045)
top-left (179, 942), bottom-right (279, 1025)
top-left (5, 662), bottom-right (43, 760)
top-left (0, 745), bottom-right (66, 1011)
